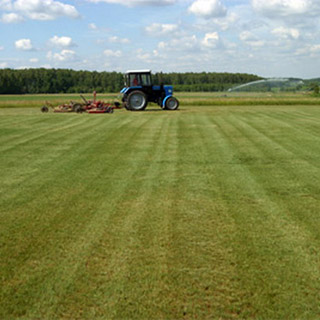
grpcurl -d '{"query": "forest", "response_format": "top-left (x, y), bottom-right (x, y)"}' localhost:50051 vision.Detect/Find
top-left (0, 68), bottom-right (262, 94)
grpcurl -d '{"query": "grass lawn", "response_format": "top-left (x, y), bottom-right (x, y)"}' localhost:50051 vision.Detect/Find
top-left (1, 103), bottom-right (320, 319)
top-left (1, 91), bottom-right (320, 108)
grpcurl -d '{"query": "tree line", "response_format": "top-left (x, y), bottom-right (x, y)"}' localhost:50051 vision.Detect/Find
top-left (0, 68), bottom-right (262, 94)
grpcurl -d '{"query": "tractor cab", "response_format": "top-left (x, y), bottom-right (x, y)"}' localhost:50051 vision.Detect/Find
top-left (124, 70), bottom-right (152, 87)
top-left (121, 70), bottom-right (179, 111)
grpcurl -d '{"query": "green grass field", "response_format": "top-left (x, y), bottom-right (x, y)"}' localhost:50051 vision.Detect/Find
top-left (1, 100), bottom-right (320, 319)
top-left (1, 91), bottom-right (320, 109)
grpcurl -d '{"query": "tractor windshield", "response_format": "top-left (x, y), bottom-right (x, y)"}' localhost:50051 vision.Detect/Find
top-left (140, 73), bottom-right (152, 86)
top-left (126, 73), bottom-right (152, 87)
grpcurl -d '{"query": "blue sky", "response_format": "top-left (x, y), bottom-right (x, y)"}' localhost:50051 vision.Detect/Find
top-left (1, 0), bottom-right (320, 78)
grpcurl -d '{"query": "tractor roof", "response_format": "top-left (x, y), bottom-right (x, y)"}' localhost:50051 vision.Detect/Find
top-left (125, 69), bottom-right (151, 74)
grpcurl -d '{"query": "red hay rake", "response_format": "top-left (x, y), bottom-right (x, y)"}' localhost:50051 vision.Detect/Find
top-left (41, 92), bottom-right (121, 114)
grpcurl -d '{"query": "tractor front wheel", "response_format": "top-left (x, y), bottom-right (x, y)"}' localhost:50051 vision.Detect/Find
top-left (164, 97), bottom-right (179, 110)
top-left (127, 91), bottom-right (148, 111)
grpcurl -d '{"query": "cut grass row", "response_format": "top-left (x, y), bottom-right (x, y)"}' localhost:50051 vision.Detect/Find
top-left (0, 92), bottom-right (319, 108)
top-left (0, 93), bottom-right (118, 109)
top-left (1, 105), bottom-right (320, 319)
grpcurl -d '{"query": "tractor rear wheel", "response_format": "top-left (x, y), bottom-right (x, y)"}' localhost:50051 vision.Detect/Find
top-left (164, 96), bottom-right (179, 110)
top-left (127, 91), bottom-right (148, 111)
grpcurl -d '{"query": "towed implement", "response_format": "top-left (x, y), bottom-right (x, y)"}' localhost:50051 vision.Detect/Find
top-left (79, 92), bottom-right (118, 114)
top-left (41, 101), bottom-right (81, 113)
top-left (41, 92), bottom-right (120, 114)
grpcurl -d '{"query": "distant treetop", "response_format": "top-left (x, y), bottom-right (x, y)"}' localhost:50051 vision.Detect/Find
top-left (0, 68), bottom-right (262, 94)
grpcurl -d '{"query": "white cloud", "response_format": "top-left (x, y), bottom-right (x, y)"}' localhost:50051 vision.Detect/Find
top-left (310, 45), bottom-right (320, 54)
top-left (47, 49), bottom-right (76, 61)
top-left (145, 32), bottom-right (233, 71)
top-left (213, 12), bottom-right (238, 31)
top-left (109, 36), bottom-right (130, 44)
top-left (15, 38), bottom-right (33, 51)
top-left (239, 31), bottom-right (256, 42)
top-left (272, 26), bottom-right (300, 40)
top-left (157, 34), bottom-right (199, 53)
top-left (46, 51), bottom-right (53, 59)
top-left (252, 0), bottom-right (320, 19)
top-left (202, 32), bottom-right (220, 48)
top-left (29, 58), bottom-right (39, 63)
top-left (158, 41), bottom-right (166, 50)
top-left (189, 0), bottom-right (227, 18)
top-left (247, 41), bottom-right (265, 47)
top-left (239, 31), bottom-right (265, 47)
top-left (145, 23), bottom-right (178, 36)
top-left (0, 0), bottom-right (12, 10)
top-left (86, 0), bottom-right (175, 7)
top-left (0, 62), bottom-right (8, 68)
top-left (0, 46), bottom-right (4, 50)
top-left (49, 35), bottom-right (75, 47)
top-left (1, 12), bottom-right (24, 23)
top-left (16, 65), bottom-right (32, 70)
top-left (41, 64), bottom-right (52, 68)
top-left (13, 0), bottom-right (80, 21)
top-left (296, 44), bottom-right (320, 57)
top-left (103, 49), bottom-right (122, 57)
top-left (88, 23), bottom-right (97, 30)
top-left (136, 48), bottom-right (151, 61)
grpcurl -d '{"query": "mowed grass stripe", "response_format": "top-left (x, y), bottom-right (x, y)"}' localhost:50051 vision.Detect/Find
top-left (0, 115), bottom-right (93, 161)
top-left (0, 116), bottom-right (93, 190)
top-left (0, 115), bottom-right (56, 146)
top-left (209, 112), bottom-right (320, 318)
top-left (280, 108), bottom-right (320, 127)
top-left (163, 114), bottom-right (239, 319)
top-left (233, 110), bottom-right (320, 169)
top-left (0, 115), bottom-right (125, 208)
top-left (1, 114), bottom-right (154, 318)
top-left (1, 114), bottom-right (148, 267)
top-left (230, 111), bottom-right (320, 245)
top-left (236, 108), bottom-right (320, 176)
top-left (178, 109), bottom-right (320, 318)
top-left (254, 109), bottom-right (320, 155)
top-left (22, 115), bottom-right (168, 318)
top-left (0, 114), bottom-right (117, 152)
top-left (0, 112), bottom-right (41, 127)
top-left (225, 111), bottom-right (320, 239)
top-left (54, 116), bottom-right (180, 319)
top-left (1, 106), bottom-right (320, 319)
top-left (259, 111), bottom-right (320, 156)
top-left (24, 115), bottom-right (178, 318)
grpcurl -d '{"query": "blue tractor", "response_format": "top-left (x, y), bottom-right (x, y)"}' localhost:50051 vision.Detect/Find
top-left (120, 70), bottom-right (179, 111)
